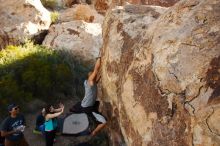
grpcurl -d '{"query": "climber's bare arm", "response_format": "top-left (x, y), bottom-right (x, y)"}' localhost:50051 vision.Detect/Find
top-left (88, 57), bottom-right (101, 85)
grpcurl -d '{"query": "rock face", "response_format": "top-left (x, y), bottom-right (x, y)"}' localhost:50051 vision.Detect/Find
top-left (0, 0), bottom-right (51, 49)
top-left (0, 30), bottom-right (9, 50)
top-left (100, 0), bottom-right (220, 146)
top-left (59, 4), bottom-right (104, 23)
top-left (94, 0), bottom-right (110, 14)
top-left (63, 0), bottom-right (92, 7)
top-left (94, 0), bottom-right (179, 14)
top-left (127, 0), bottom-right (179, 6)
top-left (43, 21), bottom-right (102, 64)
top-left (100, 4), bottom-right (169, 146)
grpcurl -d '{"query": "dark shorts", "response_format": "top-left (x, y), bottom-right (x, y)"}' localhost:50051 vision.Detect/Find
top-left (69, 101), bottom-right (100, 114)
top-left (45, 130), bottom-right (56, 146)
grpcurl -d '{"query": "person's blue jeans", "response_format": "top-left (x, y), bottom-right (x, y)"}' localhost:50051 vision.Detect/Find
top-left (37, 124), bottom-right (45, 136)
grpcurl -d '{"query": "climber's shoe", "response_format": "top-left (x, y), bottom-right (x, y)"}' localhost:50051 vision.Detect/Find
top-left (33, 129), bottom-right (42, 135)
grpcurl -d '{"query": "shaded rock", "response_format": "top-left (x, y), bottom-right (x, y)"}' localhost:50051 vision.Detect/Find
top-left (0, 0), bottom-right (51, 48)
top-left (75, 143), bottom-right (92, 146)
top-left (0, 29), bottom-right (9, 50)
top-left (63, 0), bottom-right (92, 7)
top-left (43, 21), bottom-right (102, 65)
top-left (63, 0), bottom-right (74, 7)
top-left (32, 30), bottom-right (49, 45)
top-left (100, 0), bottom-right (220, 145)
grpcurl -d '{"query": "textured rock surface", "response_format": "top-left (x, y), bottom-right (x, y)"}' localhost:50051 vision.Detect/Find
top-left (100, 4), bottom-right (169, 146)
top-left (0, 0), bottom-right (51, 48)
top-left (100, 0), bottom-right (220, 146)
top-left (94, 0), bottom-right (110, 14)
top-left (43, 21), bottom-right (102, 64)
top-left (94, 0), bottom-right (179, 14)
top-left (63, 0), bottom-right (92, 7)
top-left (0, 29), bottom-right (9, 50)
top-left (127, 0), bottom-right (179, 6)
top-left (59, 4), bottom-right (104, 23)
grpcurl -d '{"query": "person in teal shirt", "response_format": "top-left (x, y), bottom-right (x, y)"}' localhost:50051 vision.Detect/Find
top-left (44, 104), bottom-right (64, 146)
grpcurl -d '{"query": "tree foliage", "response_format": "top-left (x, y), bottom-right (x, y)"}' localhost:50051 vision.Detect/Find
top-left (0, 41), bottom-right (84, 117)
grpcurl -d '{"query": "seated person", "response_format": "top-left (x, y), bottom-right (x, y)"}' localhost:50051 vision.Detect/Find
top-left (34, 108), bottom-right (45, 134)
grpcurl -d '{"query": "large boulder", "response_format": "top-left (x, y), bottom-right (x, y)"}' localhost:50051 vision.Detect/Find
top-left (43, 21), bottom-right (102, 65)
top-left (100, 0), bottom-right (220, 146)
top-left (100, 4), bottom-right (168, 146)
top-left (0, 0), bottom-right (51, 49)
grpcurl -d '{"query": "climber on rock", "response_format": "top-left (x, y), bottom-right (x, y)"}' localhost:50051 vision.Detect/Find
top-left (69, 57), bottom-right (101, 113)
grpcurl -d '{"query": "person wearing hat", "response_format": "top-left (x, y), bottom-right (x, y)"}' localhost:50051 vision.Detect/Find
top-left (0, 104), bottom-right (29, 146)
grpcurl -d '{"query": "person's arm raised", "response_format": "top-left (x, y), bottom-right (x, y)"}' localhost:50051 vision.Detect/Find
top-left (88, 57), bottom-right (101, 85)
top-left (45, 107), bottom-right (64, 120)
top-left (52, 103), bottom-right (64, 112)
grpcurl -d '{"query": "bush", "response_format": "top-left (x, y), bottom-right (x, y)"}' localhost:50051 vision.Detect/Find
top-left (51, 11), bottom-right (59, 23)
top-left (41, 0), bottom-right (57, 9)
top-left (0, 41), bottom-right (88, 118)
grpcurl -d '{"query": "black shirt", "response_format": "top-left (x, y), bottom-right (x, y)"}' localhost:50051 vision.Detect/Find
top-left (1, 114), bottom-right (25, 141)
top-left (35, 114), bottom-right (45, 129)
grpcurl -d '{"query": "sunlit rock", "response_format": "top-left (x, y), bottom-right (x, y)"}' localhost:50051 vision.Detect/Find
top-left (43, 21), bottom-right (102, 65)
top-left (100, 0), bottom-right (220, 145)
top-left (0, 0), bottom-right (51, 48)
